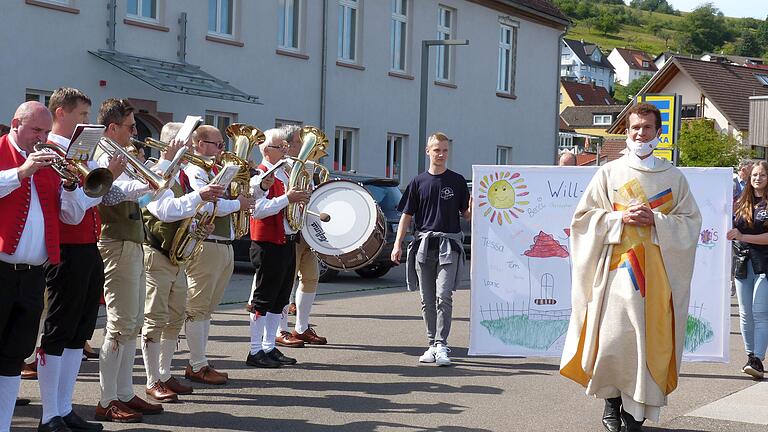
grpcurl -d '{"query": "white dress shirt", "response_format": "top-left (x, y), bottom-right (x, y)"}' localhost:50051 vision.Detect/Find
top-left (0, 135), bottom-right (89, 265)
top-left (251, 159), bottom-right (295, 235)
top-left (96, 150), bottom-right (153, 201)
top-left (184, 163), bottom-right (240, 240)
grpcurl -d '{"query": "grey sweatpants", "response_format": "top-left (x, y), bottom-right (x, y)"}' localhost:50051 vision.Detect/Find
top-left (415, 247), bottom-right (460, 346)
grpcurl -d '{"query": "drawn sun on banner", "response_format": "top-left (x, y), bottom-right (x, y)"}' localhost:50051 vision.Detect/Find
top-left (477, 171), bottom-right (530, 225)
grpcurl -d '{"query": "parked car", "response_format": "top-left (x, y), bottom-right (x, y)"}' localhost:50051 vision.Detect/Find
top-left (233, 172), bottom-right (411, 282)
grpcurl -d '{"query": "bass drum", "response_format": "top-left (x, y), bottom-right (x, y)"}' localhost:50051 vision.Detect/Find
top-left (302, 180), bottom-right (386, 271)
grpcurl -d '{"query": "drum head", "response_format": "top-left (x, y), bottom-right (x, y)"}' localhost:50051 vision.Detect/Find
top-left (303, 180), bottom-right (378, 255)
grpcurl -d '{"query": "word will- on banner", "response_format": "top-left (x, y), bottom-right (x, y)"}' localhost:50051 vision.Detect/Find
top-left (469, 165), bottom-right (731, 362)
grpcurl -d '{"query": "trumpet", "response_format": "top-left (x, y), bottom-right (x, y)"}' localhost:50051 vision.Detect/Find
top-left (33, 143), bottom-right (114, 198)
top-left (132, 137), bottom-right (218, 173)
top-left (98, 137), bottom-right (187, 201)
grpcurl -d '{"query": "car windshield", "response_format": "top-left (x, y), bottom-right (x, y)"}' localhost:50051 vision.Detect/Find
top-left (364, 184), bottom-right (402, 220)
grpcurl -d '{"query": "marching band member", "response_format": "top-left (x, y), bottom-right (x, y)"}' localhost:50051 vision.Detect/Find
top-left (36, 88), bottom-right (125, 432)
top-left (182, 126), bottom-right (253, 385)
top-left (141, 123), bottom-right (224, 402)
top-left (95, 99), bottom-right (161, 423)
top-left (275, 125), bottom-right (327, 347)
top-left (246, 128), bottom-right (308, 368)
top-left (0, 101), bottom-right (92, 432)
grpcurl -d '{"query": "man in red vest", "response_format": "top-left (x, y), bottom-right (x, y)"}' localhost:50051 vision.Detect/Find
top-left (0, 101), bottom-right (93, 431)
top-left (246, 128), bottom-right (308, 368)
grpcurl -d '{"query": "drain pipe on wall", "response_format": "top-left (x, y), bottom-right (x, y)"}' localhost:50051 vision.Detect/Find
top-left (319, 0), bottom-right (328, 130)
top-left (554, 29), bottom-right (566, 165)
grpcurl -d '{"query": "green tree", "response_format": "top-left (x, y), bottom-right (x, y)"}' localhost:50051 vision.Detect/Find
top-left (677, 3), bottom-right (732, 54)
top-left (676, 120), bottom-right (750, 167)
top-left (594, 11), bottom-right (621, 36)
top-left (736, 30), bottom-right (762, 57)
top-left (613, 75), bottom-right (652, 104)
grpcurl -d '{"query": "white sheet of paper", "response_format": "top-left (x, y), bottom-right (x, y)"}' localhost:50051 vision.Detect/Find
top-left (175, 115), bottom-right (203, 144)
top-left (210, 164), bottom-right (240, 187)
top-left (66, 124), bottom-right (105, 161)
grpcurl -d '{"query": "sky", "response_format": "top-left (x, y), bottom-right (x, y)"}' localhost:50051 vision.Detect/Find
top-left (665, 1), bottom-right (768, 19)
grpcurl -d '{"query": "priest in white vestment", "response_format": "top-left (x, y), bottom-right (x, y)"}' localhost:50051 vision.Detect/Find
top-left (560, 103), bottom-right (702, 432)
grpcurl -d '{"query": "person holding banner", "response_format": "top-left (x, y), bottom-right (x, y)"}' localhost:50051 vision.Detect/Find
top-left (560, 103), bottom-right (701, 432)
top-left (392, 132), bottom-right (470, 367)
top-left (727, 160), bottom-right (768, 380)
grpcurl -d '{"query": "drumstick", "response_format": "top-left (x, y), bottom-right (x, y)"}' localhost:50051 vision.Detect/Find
top-left (306, 210), bottom-right (331, 222)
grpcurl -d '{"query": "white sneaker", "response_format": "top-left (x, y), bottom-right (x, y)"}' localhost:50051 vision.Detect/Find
top-left (418, 346), bottom-right (436, 363)
top-left (434, 344), bottom-right (451, 366)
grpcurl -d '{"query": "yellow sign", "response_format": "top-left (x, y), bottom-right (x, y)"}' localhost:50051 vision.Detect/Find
top-left (636, 94), bottom-right (678, 161)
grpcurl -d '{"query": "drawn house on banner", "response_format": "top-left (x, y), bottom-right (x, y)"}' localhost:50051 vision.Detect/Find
top-left (524, 231), bottom-right (571, 316)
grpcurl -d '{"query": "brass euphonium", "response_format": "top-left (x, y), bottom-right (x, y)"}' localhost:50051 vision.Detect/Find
top-left (225, 123), bottom-right (266, 238)
top-left (97, 137), bottom-right (187, 201)
top-left (286, 126), bottom-right (330, 231)
top-left (33, 143), bottom-right (114, 198)
top-left (132, 137), bottom-right (218, 173)
top-left (169, 200), bottom-right (217, 265)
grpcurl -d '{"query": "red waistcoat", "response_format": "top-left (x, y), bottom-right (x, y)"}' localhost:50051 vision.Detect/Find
top-left (249, 164), bottom-right (287, 244)
top-left (0, 134), bottom-right (62, 263)
top-left (52, 140), bottom-right (101, 244)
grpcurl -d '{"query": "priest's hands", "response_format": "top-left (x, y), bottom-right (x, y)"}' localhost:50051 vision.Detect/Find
top-left (622, 204), bottom-right (655, 226)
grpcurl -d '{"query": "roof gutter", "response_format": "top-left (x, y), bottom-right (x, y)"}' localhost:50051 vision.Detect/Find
top-left (498, 0), bottom-right (571, 28)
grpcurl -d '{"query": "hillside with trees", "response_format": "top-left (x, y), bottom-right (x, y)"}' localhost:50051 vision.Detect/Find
top-left (554, 0), bottom-right (768, 59)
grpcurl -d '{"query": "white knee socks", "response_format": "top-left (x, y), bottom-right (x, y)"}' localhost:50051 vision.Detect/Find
top-left (0, 375), bottom-right (21, 431)
top-left (117, 339), bottom-right (137, 402)
top-left (142, 341), bottom-right (161, 387)
top-left (295, 291), bottom-right (316, 334)
top-left (262, 312), bottom-right (281, 353)
top-left (159, 339), bottom-right (177, 382)
top-left (58, 348), bottom-right (82, 417)
top-left (99, 338), bottom-right (122, 407)
top-left (276, 305), bottom-right (290, 335)
top-left (249, 313), bottom-right (266, 355)
top-left (37, 353), bottom-right (62, 423)
top-left (185, 320), bottom-right (207, 372)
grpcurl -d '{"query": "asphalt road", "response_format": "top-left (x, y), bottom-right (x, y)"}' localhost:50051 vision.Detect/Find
top-left (12, 265), bottom-right (768, 431)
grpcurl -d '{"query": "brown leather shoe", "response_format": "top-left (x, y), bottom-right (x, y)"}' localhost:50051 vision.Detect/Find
top-left (293, 327), bottom-right (328, 345)
top-left (184, 365), bottom-right (226, 385)
top-left (21, 361), bottom-right (37, 380)
top-left (163, 376), bottom-right (193, 395)
top-left (208, 364), bottom-right (228, 379)
top-left (94, 400), bottom-right (143, 423)
top-left (145, 381), bottom-right (178, 402)
top-left (123, 395), bottom-right (163, 415)
top-left (275, 331), bottom-right (305, 348)
top-left (287, 303), bottom-right (297, 315)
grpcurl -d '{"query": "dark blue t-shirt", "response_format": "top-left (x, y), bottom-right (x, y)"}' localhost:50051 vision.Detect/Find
top-left (397, 169), bottom-right (469, 233)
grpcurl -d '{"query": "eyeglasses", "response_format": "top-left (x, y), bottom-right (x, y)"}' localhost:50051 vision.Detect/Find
top-left (120, 122), bottom-right (137, 131)
top-left (202, 140), bottom-right (225, 149)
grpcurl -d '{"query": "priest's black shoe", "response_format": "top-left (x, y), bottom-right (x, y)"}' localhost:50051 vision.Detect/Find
top-left (63, 411), bottom-right (104, 431)
top-left (601, 397), bottom-right (622, 432)
top-left (621, 409), bottom-right (645, 432)
top-left (15, 398), bottom-right (31, 406)
top-left (246, 350), bottom-right (281, 368)
top-left (266, 348), bottom-right (297, 365)
top-left (38, 416), bottom-right (72, 432)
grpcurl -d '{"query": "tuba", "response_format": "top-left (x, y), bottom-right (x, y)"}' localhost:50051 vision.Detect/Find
top-left (97, 137), bottom-right (187, 201)
top-left (224, 123), bottom-right (265, 238)
top-left (286, 126), bottom-right (330, 231)
top-left (33, 143), bottom-right (114, 198)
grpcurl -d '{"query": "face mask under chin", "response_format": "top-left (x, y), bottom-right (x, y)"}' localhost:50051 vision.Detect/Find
top-left (626, 137), bottom-right (660, 157)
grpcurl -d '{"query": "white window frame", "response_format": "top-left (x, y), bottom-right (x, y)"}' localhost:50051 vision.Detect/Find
top-left (593, 114), bottom-right (612, 126)
top-left (337, 0), bottom-right (360, 63)
top-left (208, 0), bottom-right (236, 38)
top-left (436, 5), bottom-right (455, 82)
top-left (278, 0), bottom-right (302, 51)
top-left (390, 0), bottom-right (409, 72)
top-left (497, 19), bottom-right (518, 94)
top-left (386, 133), bottom-right (405, 182)
top-left (204, 110), bottom-right (237, 150)
top-left (25, 89), bottom-right (53, 107)
top-left (496, 146), bottom-right (512, 164)
top-left (127, 0), bottom-right (159, 23)
top-left (334, 127), bottom-right (356, 172)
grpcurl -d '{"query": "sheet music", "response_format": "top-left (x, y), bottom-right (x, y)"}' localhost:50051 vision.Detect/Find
top-left (175, 115), bottom-right (203, 144)
top-left (253, 159), bottom-right (287, 184)
top-left (66, 124), bottom-right (105, 161)
top-left (210, 164), bottom-right (240, 187)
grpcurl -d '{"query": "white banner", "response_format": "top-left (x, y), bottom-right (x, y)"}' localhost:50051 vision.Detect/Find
top-left (468, 165), bottom-right (732, 362)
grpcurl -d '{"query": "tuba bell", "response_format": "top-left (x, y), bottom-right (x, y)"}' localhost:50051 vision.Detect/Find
top-left (224, 123), bottom-right (265, 238)
top-left (33, 142), bottom-right (114, 198)
top-left (286, 126), bottom-right (330, 231)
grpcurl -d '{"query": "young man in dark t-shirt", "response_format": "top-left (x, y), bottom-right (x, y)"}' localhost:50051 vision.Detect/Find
top-left (392, 132), bottom-right (471, 366)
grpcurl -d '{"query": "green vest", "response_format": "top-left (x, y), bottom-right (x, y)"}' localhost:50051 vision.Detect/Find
top-left (143, 182), bottom-right (186, 255)
top-left (99, 201), bottom-right (144, 244)
top-left (211, 214), bottom-right (233, 239)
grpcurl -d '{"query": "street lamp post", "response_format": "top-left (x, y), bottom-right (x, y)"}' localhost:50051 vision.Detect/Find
top-left (417, 39), bottom-right (469, 174)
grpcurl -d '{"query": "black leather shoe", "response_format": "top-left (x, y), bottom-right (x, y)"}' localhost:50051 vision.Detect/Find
top-left (62, 411), bottom-right (104, 431)
top-left (621, 409), bottom-right (645, 432)
top-left (266, 348), bottom-right (297, 365)
top-left (245, 350), bottom-right (281, 368)
top-left (601, 397), bottom-right (621, 432)
top-left (38, 416), bottom-right (72, 432)
top-left (15, 398), bottom-right (31, 406)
